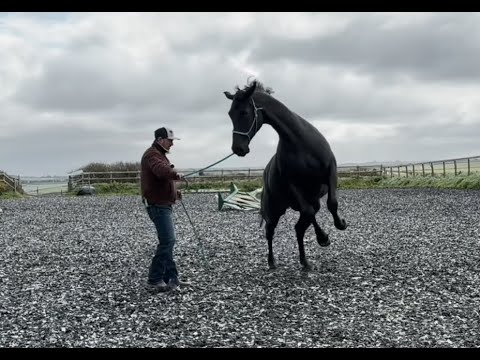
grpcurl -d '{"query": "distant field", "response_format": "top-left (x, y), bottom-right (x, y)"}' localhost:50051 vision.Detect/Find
top-left (22, 183), bottom-right (69, 195)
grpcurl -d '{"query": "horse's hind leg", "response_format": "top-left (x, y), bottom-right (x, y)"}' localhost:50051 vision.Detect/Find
top-left (327, 170), bottom-right (347, 230)
top-left (312, 202), bottom-right (330, 247)
top-left (295, 214), bottom-right (314, 271)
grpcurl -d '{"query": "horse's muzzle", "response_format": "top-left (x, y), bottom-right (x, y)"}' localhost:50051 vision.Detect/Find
top-left (232, 144), bottom-right (250, 157)
top-left (232, 134), bottom-right (250, 156)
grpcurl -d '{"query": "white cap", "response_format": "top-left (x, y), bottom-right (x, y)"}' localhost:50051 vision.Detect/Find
top-left (165, 127), bottom-right (180, 140)
top-left (155, 127), bottom-right (180, 140)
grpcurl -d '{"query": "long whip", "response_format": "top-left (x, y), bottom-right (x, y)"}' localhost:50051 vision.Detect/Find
top-left (178, 152), bottom-right (236, 269)
top-left (179, 199), bottom-right (210, 270)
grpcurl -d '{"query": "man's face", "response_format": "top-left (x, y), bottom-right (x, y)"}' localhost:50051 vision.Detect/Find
top-left (158, 138), bottom-right (174, 152)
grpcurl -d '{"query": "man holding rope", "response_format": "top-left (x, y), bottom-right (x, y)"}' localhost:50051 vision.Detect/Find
top-left (141, 127), bottom-right (191, 293)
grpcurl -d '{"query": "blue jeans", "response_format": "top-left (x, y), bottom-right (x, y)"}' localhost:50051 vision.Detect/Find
top-left (146, 204), bottom-right (178, 284)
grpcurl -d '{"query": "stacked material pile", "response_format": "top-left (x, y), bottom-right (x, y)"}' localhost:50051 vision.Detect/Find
top-left (217, 182), bottom-right (262, 211)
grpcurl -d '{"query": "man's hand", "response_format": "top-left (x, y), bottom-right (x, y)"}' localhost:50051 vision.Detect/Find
top-left (176, 190), bottom-right (182, 200)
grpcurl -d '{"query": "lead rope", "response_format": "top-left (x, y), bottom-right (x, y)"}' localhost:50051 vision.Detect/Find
top-left (183, 152), bottom-right (235, 178)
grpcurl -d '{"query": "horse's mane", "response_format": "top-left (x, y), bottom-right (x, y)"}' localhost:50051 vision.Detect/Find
top-left (234, 78), bottom-right (275, 96)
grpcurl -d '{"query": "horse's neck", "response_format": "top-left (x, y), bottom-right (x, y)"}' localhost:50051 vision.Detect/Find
top-left (260, 96), bottom-right (307, 147)
top-left (258, 94), bottom-right (332, 165)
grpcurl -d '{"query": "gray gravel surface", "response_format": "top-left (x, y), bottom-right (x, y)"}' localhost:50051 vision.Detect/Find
top-left (0, 189), bottom-right (479, 347)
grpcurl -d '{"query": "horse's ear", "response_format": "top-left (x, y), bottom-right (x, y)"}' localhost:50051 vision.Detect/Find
top-left (240, 81), bottom-right (256, 100)
top-left (237, 81), bottom-right (257, 101)
top-left (224, 91), bottom-right (234, 100)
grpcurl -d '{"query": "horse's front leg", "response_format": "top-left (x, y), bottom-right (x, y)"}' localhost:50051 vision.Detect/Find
top-left (265, 220), bottom-right (278, 270)
top-left (295, 214), bottom-right (313, 271)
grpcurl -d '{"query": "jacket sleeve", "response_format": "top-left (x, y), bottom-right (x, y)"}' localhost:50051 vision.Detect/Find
top-left (144, 152), bottom-right (180, 181)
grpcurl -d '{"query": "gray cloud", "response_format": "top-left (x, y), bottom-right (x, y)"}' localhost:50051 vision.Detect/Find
top-left (1, 12), bottom-right (480, 176)
top-left (251, 13), bottom-right (480, 83)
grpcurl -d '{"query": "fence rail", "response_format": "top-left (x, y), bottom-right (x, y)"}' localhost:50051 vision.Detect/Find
top-left (66, 155), bottom-right (480, 191)
top-left (0, 171), bottom-right (23, 193)
top-left (380, 155), bottom-right (480, 178)
top-left (68, 168), bottom-right (265, 191)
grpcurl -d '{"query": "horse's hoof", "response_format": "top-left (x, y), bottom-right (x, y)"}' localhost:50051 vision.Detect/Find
top-left (268, 263), bottom-right (277, 270)
top-left (301, 263), bottom-right (315, 272)
top-left (335, 219), bottom-right (347, 231)
top-left (317, 234), bottom-right (331, 247)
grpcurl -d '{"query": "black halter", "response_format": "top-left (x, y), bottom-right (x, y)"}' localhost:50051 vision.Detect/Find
top-left (232, 98), bottom-right (263, 141)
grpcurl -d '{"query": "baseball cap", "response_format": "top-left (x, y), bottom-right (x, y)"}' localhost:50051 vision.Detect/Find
top-left (154, 127), bottom-right (180, 140)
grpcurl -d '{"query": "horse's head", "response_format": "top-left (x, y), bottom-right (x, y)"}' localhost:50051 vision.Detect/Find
top-left (224, 81), bottom-right (262, 157)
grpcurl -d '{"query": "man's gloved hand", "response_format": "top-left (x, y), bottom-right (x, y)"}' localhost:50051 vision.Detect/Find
top-left (176, 190), bottom-right (182, 200)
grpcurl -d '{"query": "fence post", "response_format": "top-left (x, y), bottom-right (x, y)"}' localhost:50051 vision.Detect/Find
top-left (379, 165), bottom-right (383, 177)
top-left (398, 166), bottom-right (400, 177)
top-left (412, 164), bottom-right (415, 177)
top-left (422, 163), bottom-right (425, 176)
top-left (443, 162), bottom-right (446, 177)
top-left (454, 160), bottom-right (457, 176)
top-left (405, 166), bottom-right (408, 178)
top-left (468, 158), bottom-right (471, 176)
top-left (431, 163), bottom-right (434, 176)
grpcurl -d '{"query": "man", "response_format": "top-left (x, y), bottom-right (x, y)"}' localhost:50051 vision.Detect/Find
top-left (141, 126), bottom-right (190, 293)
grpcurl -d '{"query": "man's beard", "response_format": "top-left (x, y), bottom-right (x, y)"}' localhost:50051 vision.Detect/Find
top-left (156, 140), bottom-right (170, 153)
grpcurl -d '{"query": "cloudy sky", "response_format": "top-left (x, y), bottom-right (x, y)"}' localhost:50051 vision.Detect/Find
top-left (1, 12), bottom-right (480, 176)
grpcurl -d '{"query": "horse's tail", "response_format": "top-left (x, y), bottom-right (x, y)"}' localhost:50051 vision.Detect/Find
top-left (326, 159), bottom-right (347, 231)
top-left (258, 209), bottom-right (265, 227)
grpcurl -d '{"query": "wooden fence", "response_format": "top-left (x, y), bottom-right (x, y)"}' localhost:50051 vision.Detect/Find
top-left (68, 168), bottom-right (265, 191)
top-left (381, 155), bottom-right (480, 178)
top-left (0, 171), bottom-right (23, 193)
top-left (67, 155), bottom-right (480, 191)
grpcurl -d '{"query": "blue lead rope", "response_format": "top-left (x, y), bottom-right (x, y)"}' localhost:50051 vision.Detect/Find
top-left (183, 153), bottom-right (235, 178)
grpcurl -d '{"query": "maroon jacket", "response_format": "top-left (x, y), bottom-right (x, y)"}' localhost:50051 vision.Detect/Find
top-left (141, 143), bottom-right (181, 205)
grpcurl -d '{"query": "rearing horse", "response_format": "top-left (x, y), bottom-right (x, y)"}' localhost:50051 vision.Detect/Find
top-left (224, 80), bottom-right (347, 271)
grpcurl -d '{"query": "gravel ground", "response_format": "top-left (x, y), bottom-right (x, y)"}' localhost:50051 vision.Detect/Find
top-left (0, 189), bottom-right (479, 348)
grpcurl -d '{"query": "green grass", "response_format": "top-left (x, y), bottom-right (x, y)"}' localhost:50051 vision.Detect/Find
top-left (338, 176), bottom-right (385, 189)
top-left (377, 174), bottom-right (480, 189)
top-left (0, 191), bottom-right (24, 199)
top-left (67, 183), bottom-right (140, 196)
top-left (179, 179), bottom-right (263, 192)
top-left (0, 182), bottom-right (24, 199)
top-left (41, 174), bottom-right (480, 198)
top-left (68, 179), bottom-right (265, 196)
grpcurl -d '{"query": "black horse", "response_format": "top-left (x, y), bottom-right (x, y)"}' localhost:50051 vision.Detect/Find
top-left (224, 80), bottom-right (347, 271)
